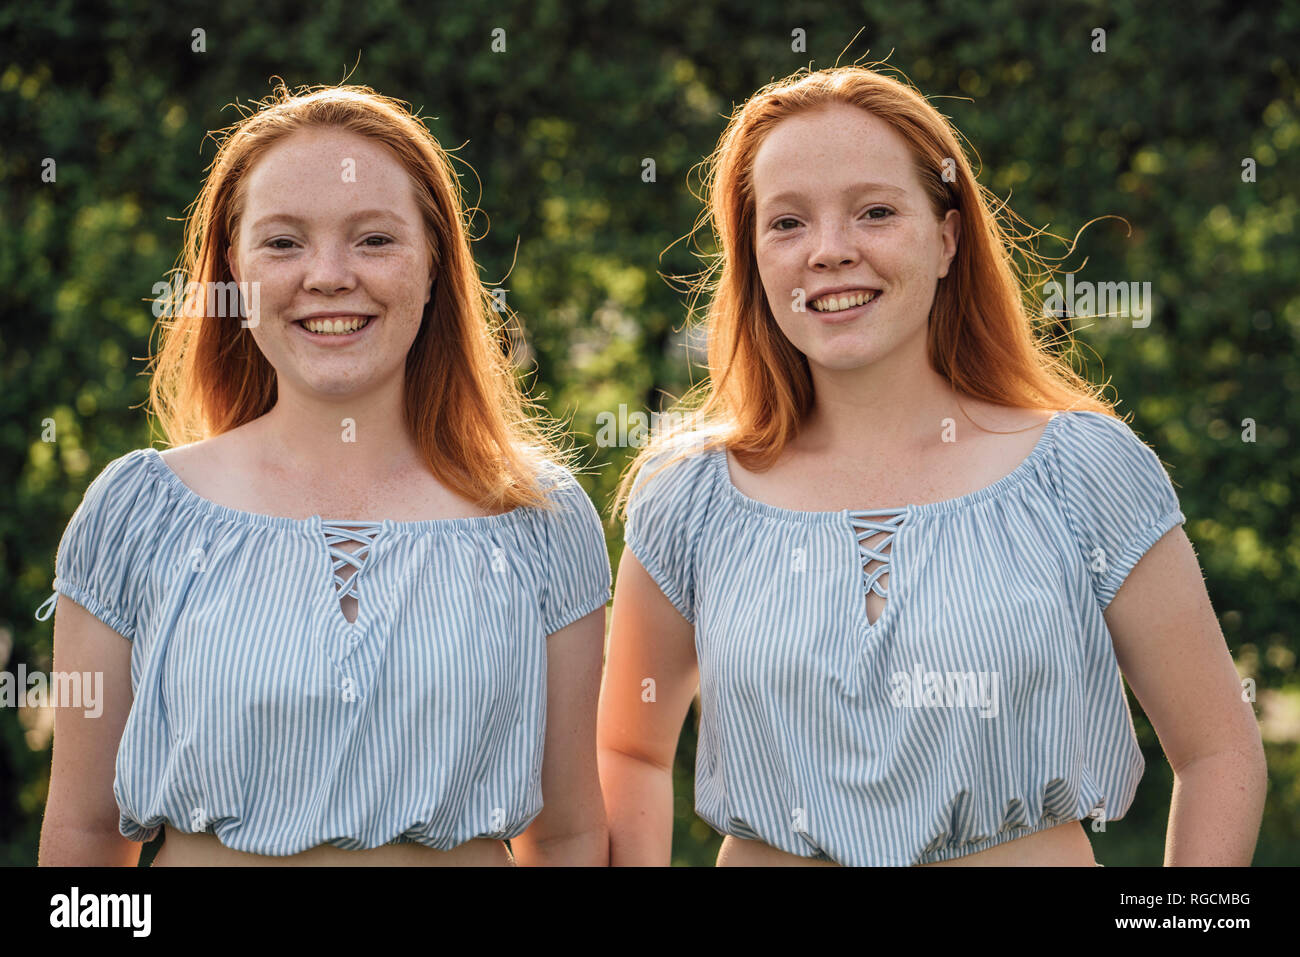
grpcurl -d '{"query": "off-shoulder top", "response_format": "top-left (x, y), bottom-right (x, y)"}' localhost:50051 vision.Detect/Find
top-left (622, 410), bottom-right (1186, 866)
top-left (33, 447), bottom-right (612, 856)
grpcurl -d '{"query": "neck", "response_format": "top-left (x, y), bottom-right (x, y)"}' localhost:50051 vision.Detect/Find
top-left (798, 333), bottom-right (965, 459)
top-left (250, 377), bottom-right (423, 483)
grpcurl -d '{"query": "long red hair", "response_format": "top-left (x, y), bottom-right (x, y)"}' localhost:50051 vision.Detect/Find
top-left (613, 64), bottom-right (1115, 520)
top-left (146, 80), bottom-right (572, 511)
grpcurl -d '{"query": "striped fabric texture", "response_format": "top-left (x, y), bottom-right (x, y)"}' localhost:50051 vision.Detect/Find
top-left (33, 448), bottom-right (611, 855)
top-left (623, 410), bottom-right (1186, 865)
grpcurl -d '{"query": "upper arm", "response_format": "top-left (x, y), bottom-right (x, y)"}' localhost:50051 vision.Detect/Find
top-left (39, 595), bottom-right (137, 865)
top-left (1105, 526), bottom-right (1263, 775)
top-left (509, 604), bottom-right (608, 858)
top-left (597, 546), bottom-right (699, 773)
top-left (1051, 414), bottom-right (1261, 774)
top-left (35, 452), bottom-right (158, 864)
top-left (509, 469), bottom-right (612, 857)
top-left (600, 445), bottom-right (710, 769)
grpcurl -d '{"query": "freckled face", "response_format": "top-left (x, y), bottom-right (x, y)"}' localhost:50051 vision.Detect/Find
top-left (228, 127), bottom-right (434, 398)
top-left (751, 103), bottom-right (959, 372)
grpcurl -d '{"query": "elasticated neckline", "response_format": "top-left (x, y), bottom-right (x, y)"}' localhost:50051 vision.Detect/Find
top-left (141, 447), bottom-right (528, 536)
top-left (712, 411), bottom-right (1065, 524)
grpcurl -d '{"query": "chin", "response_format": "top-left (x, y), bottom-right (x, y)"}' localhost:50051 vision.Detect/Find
top-left (801, 339), bottom-right (891, 370)
top-left (296, 373), bottom-right (375, 395)
top-left (814, 354), bottom-right (882, 373)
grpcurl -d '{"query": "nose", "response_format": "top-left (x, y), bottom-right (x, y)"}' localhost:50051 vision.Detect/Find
top-left (302, 240), bottom-right (358, 295)
top-left (807, 220), bottom-right (859, 270)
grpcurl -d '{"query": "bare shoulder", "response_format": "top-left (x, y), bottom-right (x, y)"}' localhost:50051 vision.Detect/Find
top-left (924, 398), bottom-right (1062, 500)
top-left (956, 396), bottom-right (1059, 435)
top-left (157, 425), bottom-right (256, 498)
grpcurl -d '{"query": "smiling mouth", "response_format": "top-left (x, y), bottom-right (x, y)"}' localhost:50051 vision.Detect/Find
top-left (810, 290), bottom-right (881, 313)
top-left (295, 315), bottom-right (374, 335)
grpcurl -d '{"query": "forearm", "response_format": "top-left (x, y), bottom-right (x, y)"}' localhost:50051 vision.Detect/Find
top-left (512, 825), bottom-right (610, 867)
top-left (1164, 745), bottom-right (1267, 866)
top-left (599, 747), bottom-right (674, 866)
top-left (39, 822), bottom-right (141, 867)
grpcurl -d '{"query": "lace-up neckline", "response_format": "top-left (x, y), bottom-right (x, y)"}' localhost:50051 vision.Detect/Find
top-left (848, 508), bottom-right (907, 599)
top-left (322, 521), bottom-right (383, 603)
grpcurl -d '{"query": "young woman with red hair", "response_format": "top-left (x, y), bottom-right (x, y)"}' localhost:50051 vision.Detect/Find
top-left (36, 83), bottom-right (610, 866)
top-left (600, 65), bottom-right (1264, 867)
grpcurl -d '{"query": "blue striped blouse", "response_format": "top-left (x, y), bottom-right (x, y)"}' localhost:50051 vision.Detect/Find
top-left (623, 410), bottom-right (1186, 866)
top-left (33, 447), bottom-right (612, 855)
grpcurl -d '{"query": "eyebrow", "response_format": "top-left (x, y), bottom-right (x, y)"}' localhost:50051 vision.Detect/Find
top-left (249, 209), bottom-right (412, 231)
top-left (759, 182), bottom-right (908, 208)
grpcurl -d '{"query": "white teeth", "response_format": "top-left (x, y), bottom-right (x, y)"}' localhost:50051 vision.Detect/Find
top-left (302, 316), bottom-right (370, 334)
top-left (811, 290), bottom-right (877, 312)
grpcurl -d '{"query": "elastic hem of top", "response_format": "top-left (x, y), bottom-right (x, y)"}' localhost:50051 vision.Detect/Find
top-left (1096, 507), bottom-right (1187, 610)
top-left (122, 820), bottom-right (517, 855)
top-left (543, 585), bottom-right (612, 635)
top-left (912, 814), bottom-right (1085, 866)
top-left (47, 582), bottom-right (135, 641)
top-left (699, 811), bottom-right (836, 863)
top-left (707, 813), bottom-right (1097, 866)
top-left (711, 410), bottom-right (1069, 523)
top-left (142, 446), bottom-right (531, 534)
top-left (623, 535), bottom-right (695, 624)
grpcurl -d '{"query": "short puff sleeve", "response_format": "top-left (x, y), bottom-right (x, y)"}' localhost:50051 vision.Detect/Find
top-left (33, 450), bottom-right (158, 640)
top-left (533, 465), bottom-right (613, 635)
top-left (1048, 411), bottom-right (1186, 611)
top-left (622, 442), bottom-right (715, 625)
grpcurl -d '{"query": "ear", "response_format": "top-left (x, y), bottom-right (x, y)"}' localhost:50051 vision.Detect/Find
top-left (937, 208), bottom-right (961, 279)
top-left (425, 253), bottom-right (436, 306)
top-left (227, 244), bottom-right (240, 284)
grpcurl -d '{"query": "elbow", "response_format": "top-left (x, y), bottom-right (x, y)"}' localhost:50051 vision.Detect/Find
top-left (598, 741), bottom-right (675, 776)
top-left (1170, 738), bottom-right (1269, 792)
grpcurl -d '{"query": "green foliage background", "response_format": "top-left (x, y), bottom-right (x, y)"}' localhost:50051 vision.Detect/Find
top-left (2, 0), bottom-right (1297, 865)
